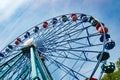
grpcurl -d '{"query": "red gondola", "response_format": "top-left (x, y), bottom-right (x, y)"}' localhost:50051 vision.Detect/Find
top-left (96, 23), bottom-right (105, 30)
top-left (43, 22), bottom-right (48, 28)
top-left (71, 14), bottom-right (77, 21)
top-left (98, 26), bottom-right (108, 33)
top-left (15, 38), bottom-right (22, 45)
top-left (17, 38), bottom-right (21, 42)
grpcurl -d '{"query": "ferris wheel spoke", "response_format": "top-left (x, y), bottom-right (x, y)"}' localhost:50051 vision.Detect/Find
top-left (44, 21), bottom-right (85, 42)
top-left (6, 56), bottom-right (27, 79)
top-left (0, 52), bottom-right (23, 67)
top-left (40, 21), bottom-right (69, 39)
top-left (0, 53), bottom-right (23, 79)
top-left (43, 22), bottom-right (74, 40)
top-left (51, 57), bottom-right (67, 74)
top-left (17, 57), bottom-right (31, 79)
top-left (46, 56), bottom-right (87, 79)
top-left (44, 26), bottom-right (84, 45)
top-left (47, 48), bottom-right (102, 53)
top-left (82, 23), bottom-right (92, 46)
top-left (46, 54), bottom-right (85, 61)
top-left (49, 57), bottom-right (72, 76)
top-left (43, 19), bottom-right (83, 39)
top-left (45, 41), bottom-right (103, 51)
top-left (42, 14), bottom-right (76, 36)
top-left (45, 48), bottom-right (97, 63)
top-left (44, 32), bottom-right (100, 47)
top-left (45, 52), bottom-right (96, 63)
top-left (46, 57), bottom-right (80, 79)
top-left (45, 50), bottom-right (68, 67)
top-left (3, 57), bottom-right (25, 79)
top-left (46, 49), bottom-right (100, 61)
top-left (44, 29), bottom-right (81, 46)
top-left (16, 63), bottom-right (31, 80)
top-left (40, 20), bottom-right (72, 37)
top-left (60, 60), bottom-right (79, 80)
top-left (74, 61), bottom-right (86, 79)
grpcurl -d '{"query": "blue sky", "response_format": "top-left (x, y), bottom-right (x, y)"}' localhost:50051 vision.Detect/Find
top-left (0, 0), bottom-right (120, 79)
top-left (0, 0), bottom-right (120, 62)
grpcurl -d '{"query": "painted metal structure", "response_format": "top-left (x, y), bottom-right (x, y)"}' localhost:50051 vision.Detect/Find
top-left (0, 13), bottom-right (115, 80)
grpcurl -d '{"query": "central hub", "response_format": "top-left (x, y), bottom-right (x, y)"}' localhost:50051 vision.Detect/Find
top-left (24, 38), bottom-right (33, 46)
top-left (34, 37), bottom-right (46, 53)
top-left (21, 37), bottom-right (46, 58)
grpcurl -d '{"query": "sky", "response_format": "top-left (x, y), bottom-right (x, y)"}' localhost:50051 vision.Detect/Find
top-left (0, 0), bottom-right (120, 78)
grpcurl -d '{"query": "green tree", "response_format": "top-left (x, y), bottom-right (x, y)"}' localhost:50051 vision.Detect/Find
top-left (101, 58), bottom-right (120, 80)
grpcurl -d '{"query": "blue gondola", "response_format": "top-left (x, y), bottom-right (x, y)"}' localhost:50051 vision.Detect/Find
top-left (88, 16), bottom-right (98, 26)
top-left (24, 32), bottom-right (30, 38)
top-left (52, 18), bottom-right (58, 25)
top-left (34, 26), bottom-right (39, 33)
top-left (100, 34), bottom-right (110, 42)
top-left (0, 52), bottom-right (4, 57)
top-left (97, 52), bottom-right (110, 62)
top-left (81, 14), bottom-right (88, 22)
top-left (101, 62), bottom-right (115, 73)
top-left (8, 45), bottom-right (13, 49)
top-left (105, 40), bottom-right (115, 50)
top-left (62, 15), bottom-right (68, 22)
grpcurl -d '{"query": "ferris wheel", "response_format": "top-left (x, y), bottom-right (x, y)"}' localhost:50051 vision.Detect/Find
top-left (0, 13), bottom-right (115, 80)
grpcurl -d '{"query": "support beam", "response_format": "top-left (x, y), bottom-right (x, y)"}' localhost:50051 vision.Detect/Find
top-left (0, 52), bottom-right (22, 67)
top-left (0, 53), bottom-right (23, 79)
top-left (35, 51), bottom-right (53, 80)
top-left (30, 46), bottom-right (39, 80)
top-left (21, 44), bottom-right (53, 80)
top-left (15, 64), bottom-right (30, 80)
top-left (36, 58), bottom-right (53, 80)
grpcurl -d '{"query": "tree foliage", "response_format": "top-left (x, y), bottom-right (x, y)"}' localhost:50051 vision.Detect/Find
top-left (101, 58), bottom-right (120, 80)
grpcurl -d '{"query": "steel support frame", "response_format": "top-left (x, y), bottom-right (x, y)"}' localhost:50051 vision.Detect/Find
top-left (30, 46), bottom-right (53, 80)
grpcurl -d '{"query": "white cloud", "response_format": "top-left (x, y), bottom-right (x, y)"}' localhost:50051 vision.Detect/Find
top-left (0, 0), bottom-right (61, 22)
top-left (30, 0), bottom-right (60, 9)
top-left (0, 0), bottom-right (29, 22)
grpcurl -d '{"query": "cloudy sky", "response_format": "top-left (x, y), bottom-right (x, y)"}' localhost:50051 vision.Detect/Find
top-left (0, 0), bottom-right (120, 63)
